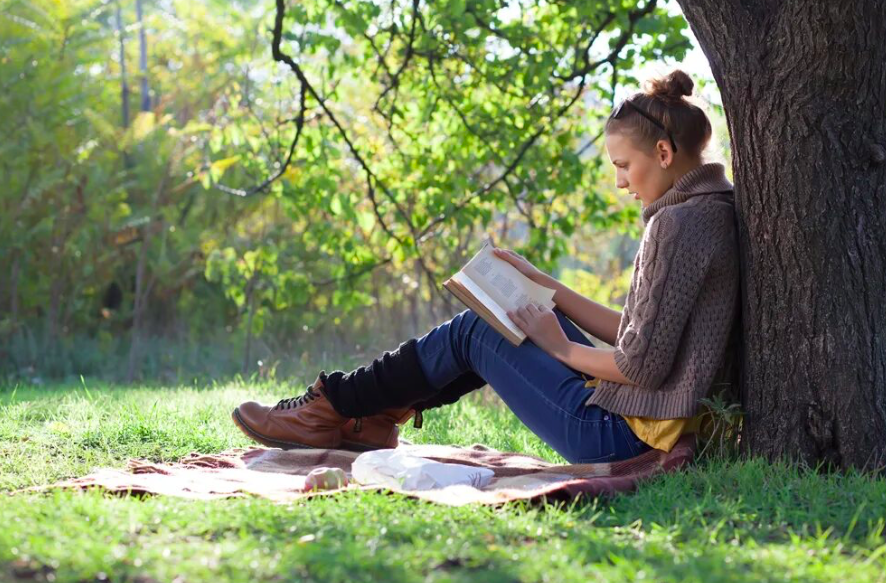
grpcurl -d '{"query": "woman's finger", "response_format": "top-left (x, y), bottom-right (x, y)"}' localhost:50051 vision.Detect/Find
top-left (507, 310), bottom-right (525, 330)
top-left (493, 248), bottom-right (513, 263)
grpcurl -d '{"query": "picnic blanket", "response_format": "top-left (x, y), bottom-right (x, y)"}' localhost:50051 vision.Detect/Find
top-left (26, 435), bottom-right (696, 506)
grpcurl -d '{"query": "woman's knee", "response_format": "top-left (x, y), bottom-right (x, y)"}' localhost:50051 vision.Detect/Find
top-left (553, 308), bottom-right (594, 347)
top-left (451, 308), bottom-right (484, 335)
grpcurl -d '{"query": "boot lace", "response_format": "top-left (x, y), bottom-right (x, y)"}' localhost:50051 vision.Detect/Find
top-left (273, 385), bottom-right (318, 410)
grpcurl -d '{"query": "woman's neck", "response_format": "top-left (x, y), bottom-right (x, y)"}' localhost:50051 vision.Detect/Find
top-left (666, 156), bottom-right (705, 188)
top-left (641, 162), bottom-right (733, 224)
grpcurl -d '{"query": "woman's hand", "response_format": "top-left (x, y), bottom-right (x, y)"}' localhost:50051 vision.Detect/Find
top-left (507, 303), bottom-right (572, 360)
top-left (493, 248), bottom-right (547, 283)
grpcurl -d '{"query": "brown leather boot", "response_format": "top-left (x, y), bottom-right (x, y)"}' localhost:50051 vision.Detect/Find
top-left (338, 407), bottom-right (420, 452)
top-left (231, 374), bottom-right (348, 449)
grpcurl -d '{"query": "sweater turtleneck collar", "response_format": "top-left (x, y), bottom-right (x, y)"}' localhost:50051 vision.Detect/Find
top-left (641, 162), bottom-right (733, 225)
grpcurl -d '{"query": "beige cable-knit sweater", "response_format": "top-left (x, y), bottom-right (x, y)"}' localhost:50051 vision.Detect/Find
top-left (584, 163), bottom-right (739, 419)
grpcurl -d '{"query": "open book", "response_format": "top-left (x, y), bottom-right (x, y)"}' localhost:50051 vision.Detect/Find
top-left (442, 238), bottom-right (557, 346)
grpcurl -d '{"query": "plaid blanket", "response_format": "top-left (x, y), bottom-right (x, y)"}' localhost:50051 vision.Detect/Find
top-left (27, 435), bottom-right (696, 506)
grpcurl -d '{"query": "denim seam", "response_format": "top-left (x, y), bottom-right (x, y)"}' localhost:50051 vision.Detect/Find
top-left (469, 331), bottom-right (595, 424)
top-left (618, 422), bottom-right (644, 457)
top-left (416, 340), bottom-right (450, 389)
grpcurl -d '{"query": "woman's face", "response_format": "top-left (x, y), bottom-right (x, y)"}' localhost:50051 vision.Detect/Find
top-left (604, 132), bottom-right (673, 207)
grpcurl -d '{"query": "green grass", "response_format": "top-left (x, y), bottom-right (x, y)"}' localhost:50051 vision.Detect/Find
top-left (1, 382), bottom-right (885, 583)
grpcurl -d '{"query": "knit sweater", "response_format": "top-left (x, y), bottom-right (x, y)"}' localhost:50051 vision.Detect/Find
top-left (584, 163), bottom-right (739, 419)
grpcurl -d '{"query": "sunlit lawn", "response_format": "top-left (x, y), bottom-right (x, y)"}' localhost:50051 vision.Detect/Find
top-left (2, 381), bottom-right (885, 583)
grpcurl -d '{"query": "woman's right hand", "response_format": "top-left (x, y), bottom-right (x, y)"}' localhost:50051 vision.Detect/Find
top-left (493, 247), bottom-right (547, 283)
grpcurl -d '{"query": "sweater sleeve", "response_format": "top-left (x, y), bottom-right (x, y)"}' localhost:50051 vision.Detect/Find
top-left (613, 209), bottom-right (708, 391)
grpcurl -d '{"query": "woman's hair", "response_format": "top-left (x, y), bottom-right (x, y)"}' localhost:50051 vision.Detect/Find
top-left (605, 69), bottom-right (712, 158)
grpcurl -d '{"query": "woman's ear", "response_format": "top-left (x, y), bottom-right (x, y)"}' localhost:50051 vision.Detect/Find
top-left (655, 139), bottom-right (674, 169)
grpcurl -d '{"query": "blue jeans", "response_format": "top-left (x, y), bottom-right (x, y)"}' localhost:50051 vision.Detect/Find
top-left (414, 308), bottom-right (653, 464)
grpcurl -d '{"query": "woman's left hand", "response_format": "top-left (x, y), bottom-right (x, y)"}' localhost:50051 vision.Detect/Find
top-left (507, 303), bottom-right (571, 360)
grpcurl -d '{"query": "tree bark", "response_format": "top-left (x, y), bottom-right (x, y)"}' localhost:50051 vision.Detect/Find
top-left (9, 254), bottom-right (19, 327)
top-left (135, 0), bottom-right (150, 112)
top-left (409, 261), bottom-right (422, 335)
top-left (677, 0), bottom-right (886, 470)
top-left (242, 271), bottom-right (259, 377)
top-left (126, 168), bottom-right (168, 383)
top-left (126, 224), bottom-right (151, 383)
top-left (115, 0), bottom-right (129, 128)
top-left (44, 213), bottom-right (70, 359)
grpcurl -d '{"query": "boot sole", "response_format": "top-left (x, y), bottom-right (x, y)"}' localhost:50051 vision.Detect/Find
top-left (230, 408), bottom-right (322, 450)
top-left (338, 439), bottom-right (392, 453)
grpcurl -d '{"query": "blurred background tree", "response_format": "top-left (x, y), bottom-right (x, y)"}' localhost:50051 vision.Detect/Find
top-left (0, 0), bottom-right (725, 383)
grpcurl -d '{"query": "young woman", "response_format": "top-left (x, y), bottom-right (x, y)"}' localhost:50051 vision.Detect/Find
top-left (232, 69), bottom-right (740, 463)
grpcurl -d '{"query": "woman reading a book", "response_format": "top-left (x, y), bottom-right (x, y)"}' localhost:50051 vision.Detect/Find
top-left (232, 69), bottom-right (740, 463)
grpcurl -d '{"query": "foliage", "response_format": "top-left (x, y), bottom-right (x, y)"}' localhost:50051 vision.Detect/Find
top-left (696, 391), bottom-right (743, 460)
top-left (0, 0), bottom-right (695, 379)
top-left (560, 264), bottom-right (634, 311)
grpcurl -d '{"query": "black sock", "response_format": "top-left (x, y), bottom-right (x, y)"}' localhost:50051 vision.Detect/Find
top-left (318, 338), bottom-right (438, 418)
top-left (410, 372), bottom-right (487, 414)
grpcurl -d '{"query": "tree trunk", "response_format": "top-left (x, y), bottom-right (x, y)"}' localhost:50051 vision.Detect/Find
top-left (10, 254), bottom-right (20, 327)
top-left (126, 225), bottom-right (151, 383)
top-left (126, 169), bottom-right (168, 383)
top-left (44, 226), bottom-right (67, 360)
top-left (115, 0), bottom-right (129, 128)
top-left (242, 272), bottom-right (259, 377)
top-left (677, 0), bottom-right (886, 470)
top-left (135, 0), bottom-right (150, 112)
top-left (409, 261), bottom-right (422, 335)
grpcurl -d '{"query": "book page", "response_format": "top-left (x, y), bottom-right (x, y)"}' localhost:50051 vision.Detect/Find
top-left (460, 239), bottom-right (556, 313)
top-left (449, 272), bottom-right (525, 341)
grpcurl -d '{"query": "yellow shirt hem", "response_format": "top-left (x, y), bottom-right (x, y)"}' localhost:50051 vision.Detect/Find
top-left (584, 377), bottom-right (702, 453)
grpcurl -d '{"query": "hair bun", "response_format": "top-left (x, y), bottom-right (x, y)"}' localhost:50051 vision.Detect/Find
top-left (646, 69), bottom-right (694, 101)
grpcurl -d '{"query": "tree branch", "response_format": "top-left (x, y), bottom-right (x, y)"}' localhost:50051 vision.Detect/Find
top-left (555, 0), bottom-right (658, 83)
top-left (215, 83), bottom-right (306, 197)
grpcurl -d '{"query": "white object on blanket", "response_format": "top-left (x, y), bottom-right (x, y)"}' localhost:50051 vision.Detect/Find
top-left (351, 449), bottom-right (494, 491)
top-left (304, 467), bottom-right (348, 491)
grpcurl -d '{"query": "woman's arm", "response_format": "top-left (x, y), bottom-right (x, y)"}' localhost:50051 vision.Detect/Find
top-left (534, 273), bottom-right (622, 346)
top-left (507, 303), bottom-right (634, 384)
top-left (560, 343), bottom-right (634, 384)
